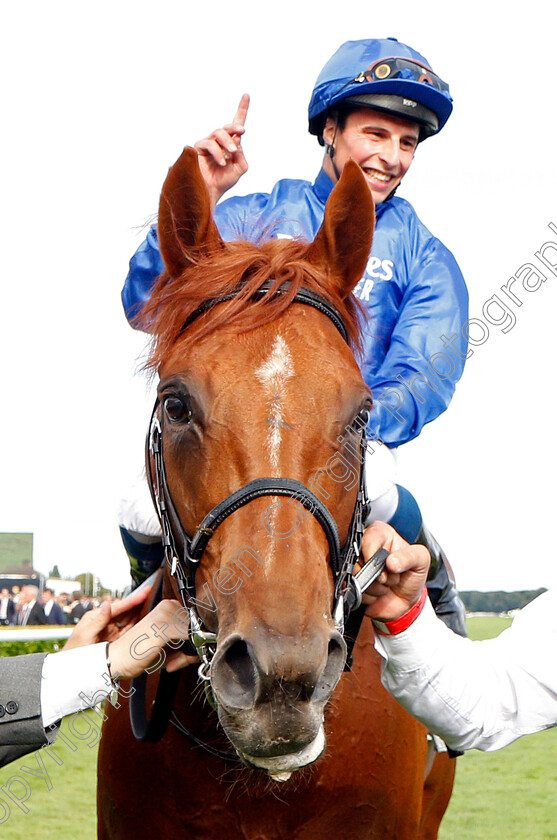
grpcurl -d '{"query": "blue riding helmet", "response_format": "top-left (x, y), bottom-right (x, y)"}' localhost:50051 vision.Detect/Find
top-left (309, 37), bottom-right (453, 143)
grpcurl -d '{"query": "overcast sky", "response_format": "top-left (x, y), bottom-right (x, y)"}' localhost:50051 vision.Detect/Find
top-left (2, 1), bottom-right (556, 593)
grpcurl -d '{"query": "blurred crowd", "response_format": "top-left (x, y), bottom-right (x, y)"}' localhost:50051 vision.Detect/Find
top-left (0, 585), bottom-right (114, 626)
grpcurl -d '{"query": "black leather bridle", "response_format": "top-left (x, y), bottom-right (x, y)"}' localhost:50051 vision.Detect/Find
top-left (130, 284), bottom-right (384, 743)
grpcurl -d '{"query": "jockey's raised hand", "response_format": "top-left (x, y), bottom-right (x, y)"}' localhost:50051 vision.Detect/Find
top-left (194, 93), bottom-right (250, 208)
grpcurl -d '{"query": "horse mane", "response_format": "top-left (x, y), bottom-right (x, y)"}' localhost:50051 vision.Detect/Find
top-left (136, 237), bottom-right (365, 371)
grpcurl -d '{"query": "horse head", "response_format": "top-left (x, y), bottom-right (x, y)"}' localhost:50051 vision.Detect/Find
top-left (141, 148), bottom-right (375, 778)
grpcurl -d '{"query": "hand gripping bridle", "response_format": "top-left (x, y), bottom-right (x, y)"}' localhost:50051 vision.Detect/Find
top-left (130, 284), bottom-right (387, 742)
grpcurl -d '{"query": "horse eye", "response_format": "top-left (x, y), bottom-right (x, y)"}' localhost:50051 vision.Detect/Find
top-left (163, 396), bottom-right (192, 424)
top-left (358, 406), bottom-right (371, 424)
top-left (350, 405), bottom-right (371, 432)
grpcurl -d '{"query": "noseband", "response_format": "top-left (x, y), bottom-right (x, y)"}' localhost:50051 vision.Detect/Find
top-left (131, 283), bottom-right (385, 742)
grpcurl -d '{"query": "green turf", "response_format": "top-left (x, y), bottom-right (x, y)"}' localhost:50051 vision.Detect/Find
top-left (1, 616), bottom-right (554, 838)
top-left (439, 614), bottom-right (556, 839)
top-left (0, 712), bottom-right (99, 839)
top-left (440, 727), bottom-right (557, 839)
top-left (466, 614), bottom-right (513, 640)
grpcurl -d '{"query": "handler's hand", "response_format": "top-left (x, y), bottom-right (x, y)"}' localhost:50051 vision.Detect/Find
top-left (108, 600), bottom-right (198, 680)
top-left (359, 522), bottom-right (431, 622)
top-left (62, 585), bottom-right (153, 651)
top-left (194, 93), bottom-right (250, 207)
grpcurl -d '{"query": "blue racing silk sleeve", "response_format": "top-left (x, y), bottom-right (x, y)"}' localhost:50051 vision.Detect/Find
top-left (121, 192), bottom-right (279, 325)
top-left (362, 230), bottom-right (469, 447)
top-left (122, 225), bottom-right (164, 324)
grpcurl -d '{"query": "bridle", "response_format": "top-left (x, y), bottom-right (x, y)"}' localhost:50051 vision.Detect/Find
top-left (130, 283), bottom-right (384, 743)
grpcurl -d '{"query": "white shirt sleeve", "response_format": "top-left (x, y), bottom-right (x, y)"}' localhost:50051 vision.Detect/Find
top-left (374, 590), bottom-right (557, 752)
top-left (40, 643), bottom-right (114, 728)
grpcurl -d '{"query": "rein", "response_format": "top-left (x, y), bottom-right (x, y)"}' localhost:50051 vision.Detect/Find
top-left (130, 283), bottom-right (385, 743)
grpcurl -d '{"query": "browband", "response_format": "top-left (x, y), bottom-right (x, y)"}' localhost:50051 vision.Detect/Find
top-left (179, 282), bottom-right (350, 344)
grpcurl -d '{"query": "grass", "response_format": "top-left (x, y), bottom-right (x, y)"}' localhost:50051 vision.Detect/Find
top-left (440, 728), bottom-right (557, 839)
top-left (439, 615), bottom-right (557, 839)
top-left (0, 712), bottom-right (99, 839)
top-left (466, 614), bottom-right (513, 640)
top-left (1, 616), bottom-right (554, 838)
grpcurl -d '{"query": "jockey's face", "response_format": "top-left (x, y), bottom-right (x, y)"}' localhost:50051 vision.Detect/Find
top-left (323, 108), bottom-right (419, 203)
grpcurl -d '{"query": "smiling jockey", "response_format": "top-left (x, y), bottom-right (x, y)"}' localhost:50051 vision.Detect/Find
top-left (120, 38), bottom-right (469, 636)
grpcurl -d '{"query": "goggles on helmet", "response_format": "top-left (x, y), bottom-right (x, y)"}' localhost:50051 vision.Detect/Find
top-left (308, 39), bottom-right (453, 143)
top-left (353, 57), bottom-right (450, 94)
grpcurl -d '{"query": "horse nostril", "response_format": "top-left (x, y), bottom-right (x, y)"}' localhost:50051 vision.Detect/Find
top-left (212, 638), bottom-right (258, 709)
top-left (312, 634), bottom-right (346, 702)
top-left (225, 640), bottom-right (256, 691)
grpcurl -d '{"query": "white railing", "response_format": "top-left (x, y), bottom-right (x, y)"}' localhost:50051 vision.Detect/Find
top-left (0, 626), bottom-right (73, 642)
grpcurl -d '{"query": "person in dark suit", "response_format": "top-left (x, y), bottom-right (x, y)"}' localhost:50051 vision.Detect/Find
top-left (0, 586), bottom-right (197, 767)
top-left (41, 588), bottom-right (65, 625)
top-left (0, 588), bottom-right (16, 625)
top-left (17, 585), bottom-right (47, 626)
top-left (70, 593), bottom-right (94, 624)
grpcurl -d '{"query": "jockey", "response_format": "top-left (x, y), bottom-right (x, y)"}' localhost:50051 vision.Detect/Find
top-left (120, 38), bottom-right (469, 636)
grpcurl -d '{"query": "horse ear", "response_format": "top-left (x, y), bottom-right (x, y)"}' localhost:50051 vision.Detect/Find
top-left (306, 159), bottom-right (375, 298)
top-left (158, 147), bottom-right (223, 279)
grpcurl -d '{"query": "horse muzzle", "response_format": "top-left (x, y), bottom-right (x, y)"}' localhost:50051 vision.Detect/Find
top-left (209, 627), bottom-right (346, 777)
top-left (241, 725), bottom-right (326, 782)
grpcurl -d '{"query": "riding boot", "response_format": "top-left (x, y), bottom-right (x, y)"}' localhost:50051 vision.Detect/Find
top-left (416, 524), bottom-right (468, 638)
top-left (120, 527), bottom-right (164, 589)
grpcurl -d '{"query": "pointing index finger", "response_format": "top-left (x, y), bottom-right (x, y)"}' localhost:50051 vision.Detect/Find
top-left (233, 93), bottom-right (250, 129)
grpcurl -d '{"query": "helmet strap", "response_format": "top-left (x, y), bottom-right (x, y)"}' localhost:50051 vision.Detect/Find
top-left (329, 153), bottom-right (342, 184)
top-left (324, 121), bottom-right (342, 183)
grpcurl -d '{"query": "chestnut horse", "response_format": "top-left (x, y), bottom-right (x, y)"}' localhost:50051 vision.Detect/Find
top-left (98, 149), bottom-right (455, 839)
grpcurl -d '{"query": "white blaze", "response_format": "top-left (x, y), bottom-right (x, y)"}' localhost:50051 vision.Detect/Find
top-left (255, 334), bottom-right (294, 472)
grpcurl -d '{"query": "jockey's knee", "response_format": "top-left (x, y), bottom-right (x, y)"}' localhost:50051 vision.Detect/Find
top-left (117, 477), bottom-right (162, 537)
top-left (387, 484), bottom-right (423, 543)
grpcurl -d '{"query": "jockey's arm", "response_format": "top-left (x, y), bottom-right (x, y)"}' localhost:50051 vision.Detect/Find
top-left (364, 243), bottom-right (469, 447)
top-left (121, 95), bottom-right (250, 325)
